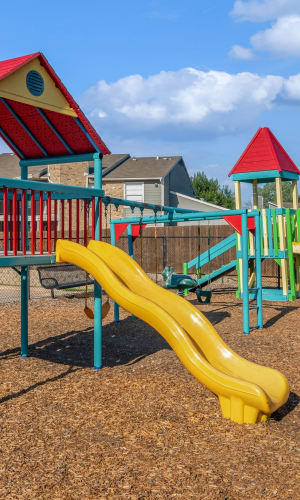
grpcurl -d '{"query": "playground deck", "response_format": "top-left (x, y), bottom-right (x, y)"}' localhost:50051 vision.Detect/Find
top-left (0, 292), bottom-right (298, 499)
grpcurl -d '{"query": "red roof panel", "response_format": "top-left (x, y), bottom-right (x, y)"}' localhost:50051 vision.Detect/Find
top-left (229, 127), bottom-right (300, 176)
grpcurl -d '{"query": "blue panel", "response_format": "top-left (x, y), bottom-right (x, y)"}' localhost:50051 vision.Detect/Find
top-left (232, 171), bottom-right (299, 182)
top-left (26, 71), bottom-right (44, 96)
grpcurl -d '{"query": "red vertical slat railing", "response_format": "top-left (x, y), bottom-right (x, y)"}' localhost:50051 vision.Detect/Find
top-left (39, 191), bottom-right (43, 254)
top-left (83, 199), bottom-right (87, 246)
top-left (76, 199), bottom-right (79, 243)
top-left (9, 199), bottom-right (13, 251)
top-left (3, 187), bottom-right (8, 256)
top-left (16, 197), bottom-right (20, 251)
top-left (61, 200), bottom-right (65, 239)
top-left (92, 197), bottom-right (95, 240)
top-left (47, 193), bottom-right (52, 254)
top-left (13, 189), bottom-right (17, 256)
top-left (31, 190), bottom-right (36, 254)
top-left (54, 199), bottom-right (57, 248)
top-left (68, 199), bottom-right (72, 241)
top-left (22, 189), bottom-right (26, 256)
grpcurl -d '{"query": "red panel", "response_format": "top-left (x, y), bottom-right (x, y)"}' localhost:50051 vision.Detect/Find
top-left (8, 100), bottom-right (69, 156)
top-left (0, 100), bottom-right (42, 158)
top-left (115, 223), bottom-right (129, 242)
top-left (132, 224), bottom-right (146, 242)
top-left (223, 215), bottom-right (255, 235)
top-left (229, 128), bottom-right (300, 176)
top-left (43, 110), bottom-right (95, 154)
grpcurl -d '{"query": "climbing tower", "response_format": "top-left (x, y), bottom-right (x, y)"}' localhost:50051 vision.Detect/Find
top-left (229, 127), bottom-right (300, 301)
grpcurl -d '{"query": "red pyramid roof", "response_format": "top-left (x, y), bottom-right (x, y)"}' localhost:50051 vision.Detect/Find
top-left (0, 52), bottom-right (110, 159)
top-left (229, 127), bottom-right (299, 177)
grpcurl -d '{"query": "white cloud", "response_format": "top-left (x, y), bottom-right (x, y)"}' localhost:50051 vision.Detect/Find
top-left (251, 15), bottom-right (300, 56)
top-left (231, 0), bottom-right (300, 23)
top-left (80, 67), bottom-right (300, 143)
top-left (229, 45), bottom-right (255, 60)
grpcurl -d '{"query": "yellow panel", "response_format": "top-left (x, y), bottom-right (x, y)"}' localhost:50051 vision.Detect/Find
top-left (55, 239), bottom-right (290, 424)
top-left (0, 58), bottom-right (77, 117)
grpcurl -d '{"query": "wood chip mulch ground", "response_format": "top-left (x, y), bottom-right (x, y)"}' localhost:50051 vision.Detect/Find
top-left (0, 291), bottom-right (299, 499)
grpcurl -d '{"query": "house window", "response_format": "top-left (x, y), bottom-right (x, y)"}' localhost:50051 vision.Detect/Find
top-left (124, 183), bottom-right (144, 203)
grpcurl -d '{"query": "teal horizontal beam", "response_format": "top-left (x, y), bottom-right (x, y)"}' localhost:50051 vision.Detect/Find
top-left (0, 177), bottom-right (104, 198)
top-left (232, 170), bottom-right (299, 182)
top-left (236, 250), bottom-right (287, 259)
top-left (111, 208), bottom-right (252, 225)
top-left (0, 255), bottom-right (56, 267)
top-left (103, 196), bottom-right (201, 215)
top-left (20, 152), bottom-right (102, 167)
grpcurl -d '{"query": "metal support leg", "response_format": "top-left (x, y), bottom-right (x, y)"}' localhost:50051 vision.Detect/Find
top-left (21, 265), bottom-right (28, 357)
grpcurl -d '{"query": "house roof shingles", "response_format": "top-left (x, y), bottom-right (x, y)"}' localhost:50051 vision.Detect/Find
top-left (103, 156), bottom-right (182, 180)
top-left (0, 153), bottom-right (43, 178)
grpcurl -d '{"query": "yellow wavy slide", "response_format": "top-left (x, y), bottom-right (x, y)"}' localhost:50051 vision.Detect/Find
top-left (56, 239), bottom-right (289, 424)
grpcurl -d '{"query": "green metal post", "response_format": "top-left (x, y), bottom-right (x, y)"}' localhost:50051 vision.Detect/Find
top-left (183, 262), bottom-right (188, 296)
top-left (93, 153), bottom-right (103, 369)
top-left (286, 208), bottom-right (296, 300)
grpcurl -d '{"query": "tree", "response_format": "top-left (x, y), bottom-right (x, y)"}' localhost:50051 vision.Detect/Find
top-left (257, 181), bottom-right (294, 208)
top-left (190, 171), bottom-right (235, 209)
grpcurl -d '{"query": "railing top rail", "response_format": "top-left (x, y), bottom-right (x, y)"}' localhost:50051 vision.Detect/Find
top-left (0, 177), bottom-right (104, 198)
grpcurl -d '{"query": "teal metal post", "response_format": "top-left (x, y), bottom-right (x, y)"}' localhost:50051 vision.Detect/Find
top-left (255, 213), bottom-right (263, 329)
top-left (20, 165), bottom-right (29, 357)
top-left (21, 266), bottom-right (29, 357)
top-left (128, 224), bottom-right (134, 258)
top-left (241, 213), bottom-right (249, 334)
top-left (110, 223), bottom-right (120, 322)
top-left (93, 153), bottom-right (103, 369)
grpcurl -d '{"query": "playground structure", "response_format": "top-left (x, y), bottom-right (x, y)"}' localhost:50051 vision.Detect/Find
top-left (0, 52), bottom-right (292, 423)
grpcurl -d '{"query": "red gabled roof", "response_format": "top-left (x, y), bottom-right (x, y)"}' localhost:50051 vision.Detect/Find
top-left (0, 52), bottom-right (110, 159)
top-left (228, 127), bottom-right (300, 177)
top-left (0, 53), bottom-right (38, 81)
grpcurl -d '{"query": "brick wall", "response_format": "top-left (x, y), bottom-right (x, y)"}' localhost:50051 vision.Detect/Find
top-left (48, 163), bottom-right (125, 233)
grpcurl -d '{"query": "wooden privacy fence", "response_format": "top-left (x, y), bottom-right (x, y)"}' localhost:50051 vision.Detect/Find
top-left (107, 225), bottom-right (280, 277)
top-left (0, 224), bottom-right (280, 277)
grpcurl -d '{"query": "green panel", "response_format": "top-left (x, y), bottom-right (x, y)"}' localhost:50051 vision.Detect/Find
top-left (296, 209), bottom-right (300, 241)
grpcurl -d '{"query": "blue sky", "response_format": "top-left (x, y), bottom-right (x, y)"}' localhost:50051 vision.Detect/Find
top-left (1, 0), bottom-right (300, 199)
